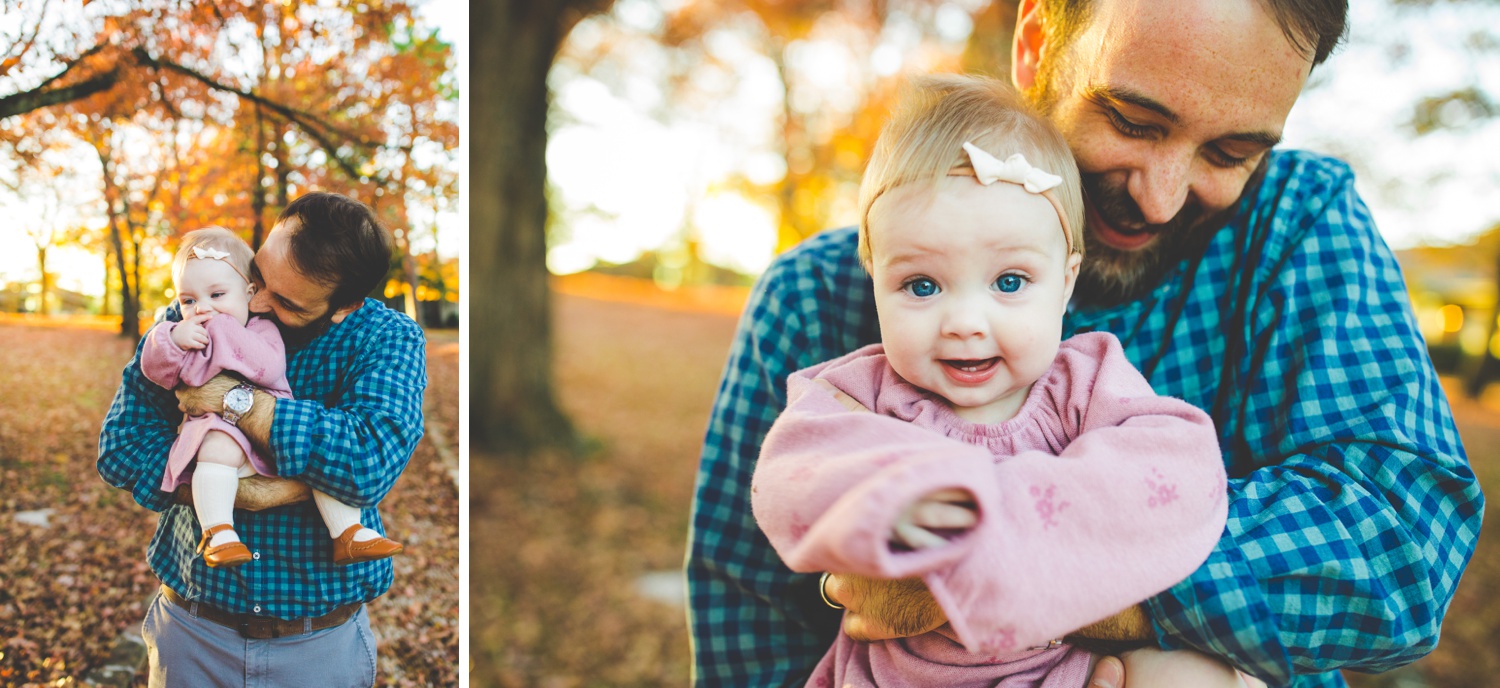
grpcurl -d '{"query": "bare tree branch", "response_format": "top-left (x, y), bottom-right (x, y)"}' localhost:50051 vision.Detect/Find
top-left (0, 61), bottom-right (120, 120)
top-left (131, 47), bottom-right (401, 186)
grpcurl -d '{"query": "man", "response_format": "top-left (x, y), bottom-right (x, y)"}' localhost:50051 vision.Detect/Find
top-left (98, 192), bottom-right (427, 686)
top-left (685, 1), bottom-right (1484, 686)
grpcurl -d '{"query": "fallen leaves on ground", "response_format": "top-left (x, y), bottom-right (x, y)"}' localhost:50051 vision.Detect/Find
top-left (469, 293), bottom-right (737, 687)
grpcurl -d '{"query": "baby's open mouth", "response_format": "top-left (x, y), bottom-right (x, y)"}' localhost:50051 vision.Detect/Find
top-left (941, 357), bottom-right (999, 373)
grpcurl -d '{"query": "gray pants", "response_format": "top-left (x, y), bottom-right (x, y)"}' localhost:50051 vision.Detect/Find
top-left (141, 593), bottom-right (377, 688)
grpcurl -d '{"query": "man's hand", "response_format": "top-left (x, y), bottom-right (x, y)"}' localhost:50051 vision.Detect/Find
top-left (1070, 604), bottom-right (1152, 642)
top-left (1085, 648), bottom-right (1268, 688)
top-left (170, 313), bottom-right (212, 350)
top-left (175, 475), bottom-right (312, 511)
top-left (891, 487), bottom-right (978, 550)
top-left (824, 573), bottom-right (947, 641)
top-left (176, 373), bottom-right (242, 417)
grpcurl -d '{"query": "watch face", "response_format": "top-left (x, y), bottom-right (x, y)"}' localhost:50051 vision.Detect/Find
top-left (225, 386), bottom-right (253, 414)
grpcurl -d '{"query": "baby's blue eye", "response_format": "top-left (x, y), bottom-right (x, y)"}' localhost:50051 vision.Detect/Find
top-left (995, 275), bottom-right (1026, 293)
top-left (905, 278), bottom-right (939, 298)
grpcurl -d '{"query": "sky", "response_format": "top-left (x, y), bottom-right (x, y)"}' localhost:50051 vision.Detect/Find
top-left (0, 0), bottom-right (468, 299)
top-left (543, 0), bottom-right (1500, 277)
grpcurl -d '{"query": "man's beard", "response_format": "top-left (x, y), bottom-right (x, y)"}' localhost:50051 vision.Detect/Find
top-left (271, 309), bottom-right (337, 349)
top-left (1073, 174), bottom-right (1209, 306)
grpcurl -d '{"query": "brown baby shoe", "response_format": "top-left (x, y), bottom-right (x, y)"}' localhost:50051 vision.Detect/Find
top-left (198, 523), bottom-right (253, 568)
top-left (332, 525), bottom-right (404, 566)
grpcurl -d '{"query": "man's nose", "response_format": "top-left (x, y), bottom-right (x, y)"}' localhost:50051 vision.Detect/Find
top-left (1128, 149), bottom-right (1195, 226)
top-left (248, 289), bottom-right (268, 312)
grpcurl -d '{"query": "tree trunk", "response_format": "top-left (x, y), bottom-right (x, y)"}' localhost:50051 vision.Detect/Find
top-left (95, 135), bottom-right (141, 342)
top-left (35, 246), bottom-right (49, 316)
top-left (100, 249), bottom-right (111, 316)
top-left (472, 0), bottom-right (612, 456)
top-left (1467, 243), bottom-right (1500, 398)
top-left (252, 104), bottom-right (269, 249)
top-left (403, 239), bottom-right (423, 326)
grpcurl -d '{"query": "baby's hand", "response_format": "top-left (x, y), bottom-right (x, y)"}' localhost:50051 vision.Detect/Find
top-left (171, 313), bottom-right (212, 350)
top-left (890, 488), bottom-right (978, 550)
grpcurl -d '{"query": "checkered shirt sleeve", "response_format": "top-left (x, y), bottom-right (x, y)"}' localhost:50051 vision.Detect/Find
top-left (686, 151), bottom-right (1483, 688)
top-left (1095, 152), bottom-right (1482, 687)
top-left (98, 299), bottom-right (427, 618)
top-left (687, 229), bottom-right (880, 685)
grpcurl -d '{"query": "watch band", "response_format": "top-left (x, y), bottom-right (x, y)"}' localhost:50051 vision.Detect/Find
top-left (222, 383), bottom-right (254, 426)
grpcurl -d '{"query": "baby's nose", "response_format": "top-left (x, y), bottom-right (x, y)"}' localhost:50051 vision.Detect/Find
top-left (196, 302), bottom-right (216, 315)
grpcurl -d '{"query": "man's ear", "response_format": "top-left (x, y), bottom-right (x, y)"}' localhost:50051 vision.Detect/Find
top-left (1012, 0), bottom-right (1046, 92)
top-left (329, 300), bottom-right (364, 325)
top-left (1062, 251), bottom-right (1083, 304)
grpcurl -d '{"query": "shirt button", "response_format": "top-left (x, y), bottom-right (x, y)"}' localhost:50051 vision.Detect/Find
top-left (253, 605), bottom-right (261, 613)
top-left (252, 552), bottom-right (261, 560)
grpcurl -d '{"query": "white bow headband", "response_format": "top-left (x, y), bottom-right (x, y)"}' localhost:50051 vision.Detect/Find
top-left (950, 142), bottom-right (1074, 254)
top-left (189, 245), bottom-right (250, 284)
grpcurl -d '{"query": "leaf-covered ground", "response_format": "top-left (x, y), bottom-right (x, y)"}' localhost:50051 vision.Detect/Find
top-left (470, 292), bottom-right (737, 687)
top-left (471, 288), bottom-right (1500, 688)
top-left (0, 319), bottom-right (458, 688)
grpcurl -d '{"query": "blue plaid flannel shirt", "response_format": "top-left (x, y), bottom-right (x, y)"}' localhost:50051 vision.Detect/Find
top-left (686, 150), bottom-right (1484, 687)
top-left (98, 298), bottom-right (427, 619)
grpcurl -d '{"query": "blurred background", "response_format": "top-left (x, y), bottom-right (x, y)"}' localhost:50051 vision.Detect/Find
top-left (0, 1), bottom-right (461, 685)
top-left (472, 0), bottom-right (1500, 687)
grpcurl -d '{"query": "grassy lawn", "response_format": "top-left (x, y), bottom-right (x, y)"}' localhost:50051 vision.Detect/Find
top-left (472, 287), bottom-right (1498, 688)
top-left (0, 320), bottom-right (458, 688)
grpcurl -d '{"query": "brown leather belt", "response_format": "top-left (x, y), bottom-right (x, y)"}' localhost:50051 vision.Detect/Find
top-left (160, 586), bottom-right (361, 639)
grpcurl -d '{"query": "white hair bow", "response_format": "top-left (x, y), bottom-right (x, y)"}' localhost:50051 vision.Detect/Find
top-left (961, 142), bottom-right (1062, 194)
top-left (192, 246), bottom-right (231, 261)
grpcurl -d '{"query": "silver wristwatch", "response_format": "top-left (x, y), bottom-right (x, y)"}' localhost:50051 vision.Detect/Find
top-left (222, 383), bottom-right (255, 426)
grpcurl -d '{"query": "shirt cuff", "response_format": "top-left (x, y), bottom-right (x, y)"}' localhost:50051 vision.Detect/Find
top-left (1145, 545), bottom-right (1292, 685)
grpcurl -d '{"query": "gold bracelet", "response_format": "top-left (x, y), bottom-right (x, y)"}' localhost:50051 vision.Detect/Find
top-left (818, 572), bottom-right (845, 610)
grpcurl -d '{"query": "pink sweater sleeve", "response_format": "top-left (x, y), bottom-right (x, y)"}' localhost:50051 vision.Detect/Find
top-left (751, 334), bottom-right (1228, 655)
top-left (140, 314), bottom-right (289, 390)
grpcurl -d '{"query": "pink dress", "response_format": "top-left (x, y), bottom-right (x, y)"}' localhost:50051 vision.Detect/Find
top-left (751, 332), bottom-right (1228, 688)
top-left (141, 314), bottom-right (294, 491)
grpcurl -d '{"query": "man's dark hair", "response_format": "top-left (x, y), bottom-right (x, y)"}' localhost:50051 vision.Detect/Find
top-left (1042, 0), bottom-right (1347, 68)
top-left (278, 192), bottom-right (393, 310)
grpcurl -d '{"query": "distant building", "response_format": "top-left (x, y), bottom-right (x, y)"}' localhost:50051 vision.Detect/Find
top-left (0, 281), bottom-right (97, 315)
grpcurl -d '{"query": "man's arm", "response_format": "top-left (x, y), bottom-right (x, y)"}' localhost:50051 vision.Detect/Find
top-left (1140, 164), bottom-right (1483, 685)
top-left (177, 376), bottom-right (275, 452)
top-left (99, 336), bottom-right (191, 513)
top-left (687, 230), bottom-right (872, 686)
top-left (173, 474), bottom-right (312, 511)
top-left (263, 314), bottom-right (426, 507)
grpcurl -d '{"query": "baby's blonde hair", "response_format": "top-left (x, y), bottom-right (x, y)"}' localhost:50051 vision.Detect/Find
top-left (857, 74), bottom-right (1084, 269)
top-left (171, 226), bottom-right (255, 287)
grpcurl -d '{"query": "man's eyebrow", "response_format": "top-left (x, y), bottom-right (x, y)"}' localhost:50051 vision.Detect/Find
top-left (1087, 84), bottom-right (1282, 148)
top-left (1087, 84), bottom-right (1179, 124)
top-left (1220, 130), bottom-right (1282, 149)
top-left (275, 293), bottom-right (310, 314)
